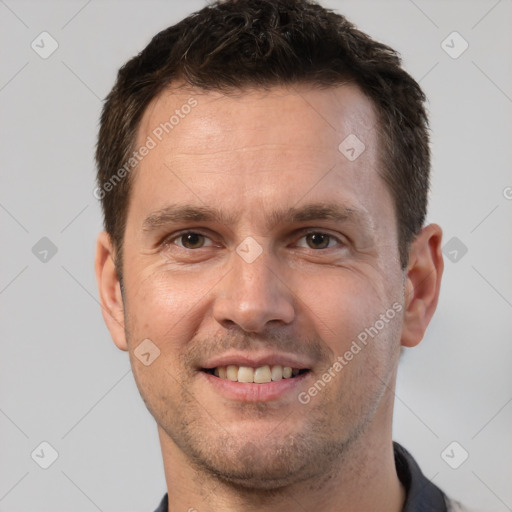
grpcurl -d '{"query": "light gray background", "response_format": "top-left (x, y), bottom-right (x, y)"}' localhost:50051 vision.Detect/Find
top-left (1, 0), bottom-right (511, 511)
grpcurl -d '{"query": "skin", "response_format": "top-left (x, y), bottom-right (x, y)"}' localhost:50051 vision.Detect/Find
top-left (96, 83), bottom-right (443, 512)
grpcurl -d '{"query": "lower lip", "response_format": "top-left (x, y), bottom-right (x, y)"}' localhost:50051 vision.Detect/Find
top-left (200, 371), bottom-right (310, 402)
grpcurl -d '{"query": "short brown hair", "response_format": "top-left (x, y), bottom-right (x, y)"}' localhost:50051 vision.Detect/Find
top-left (96, 0), bottom-right (430, 273)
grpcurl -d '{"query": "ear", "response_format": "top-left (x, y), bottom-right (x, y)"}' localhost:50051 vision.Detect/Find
top-left (95, 231), bottom-right (128, 351)
top-left (401, 223), bottom-right (444, 348)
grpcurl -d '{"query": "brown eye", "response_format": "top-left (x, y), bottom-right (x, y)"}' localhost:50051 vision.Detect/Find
top-left (178, 233), bottom-right (206, 249)
top-left (305, 232), bottom-right (332, 249)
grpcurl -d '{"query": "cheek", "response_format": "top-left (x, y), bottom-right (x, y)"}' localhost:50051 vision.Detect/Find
top-left (305, 274), bottom-right (401, 410)
top-left (124, 271), bottom-right (202, 413)
top-left (303, 271), bottom-right (388, 347)
top-left (124, 266), bottom-right (215, 349)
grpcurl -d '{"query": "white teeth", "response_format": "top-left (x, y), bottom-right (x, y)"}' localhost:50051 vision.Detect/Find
top-left (209, 364), bottom-right (304, 383)
top-left (226, 365), bottom-right (238, 381)
top-left (270, 365), bottom-right (283, 381)
top-left (254, 365), bottom-right (272, 383)
top-left (238, 366), bottom-right (254, 383)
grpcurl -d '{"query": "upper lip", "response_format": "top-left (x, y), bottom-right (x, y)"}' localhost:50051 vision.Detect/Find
top-left (201, 351), bottom-right (314, 370)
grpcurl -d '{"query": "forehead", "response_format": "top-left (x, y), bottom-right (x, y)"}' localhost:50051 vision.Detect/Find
top-left (129, 83), bottom-right (391, 235)
top-left (137, 83), bottom-right (377, 158)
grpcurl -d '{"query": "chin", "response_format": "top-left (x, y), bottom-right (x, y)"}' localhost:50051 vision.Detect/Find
top-left (185, 428), bottom-right (341, 491)
top-left (202, 452), bottom-right (311, 491)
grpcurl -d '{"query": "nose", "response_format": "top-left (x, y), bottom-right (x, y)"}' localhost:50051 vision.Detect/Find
top-left (212, 245), bottom-right (295, 333)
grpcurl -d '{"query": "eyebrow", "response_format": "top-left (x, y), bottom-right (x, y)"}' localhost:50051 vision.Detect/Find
top-left (142, 202), bottom-right (371, 233)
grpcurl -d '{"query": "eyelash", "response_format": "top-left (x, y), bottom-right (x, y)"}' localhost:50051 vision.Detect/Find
top-left (163, 229), bottom-right (346, 251)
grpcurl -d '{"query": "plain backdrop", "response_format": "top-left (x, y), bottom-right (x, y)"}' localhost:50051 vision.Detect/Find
top-left (1, 1), bottom-right (511, 511)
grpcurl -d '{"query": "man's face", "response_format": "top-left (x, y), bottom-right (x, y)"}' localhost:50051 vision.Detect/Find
top-left (118, 84), bottom-right (406, 487)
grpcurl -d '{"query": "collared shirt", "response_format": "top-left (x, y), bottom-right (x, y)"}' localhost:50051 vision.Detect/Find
top-left (153, 442), bottom-right (468, 512)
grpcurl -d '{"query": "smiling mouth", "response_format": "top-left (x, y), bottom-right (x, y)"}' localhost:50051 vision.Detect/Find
top-left (202, 365), bottom-right (310, 384)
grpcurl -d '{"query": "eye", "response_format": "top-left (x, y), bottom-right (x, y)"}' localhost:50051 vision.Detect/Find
top-left (296, 231), bottom-right (343, 250)
top-left (170, 232), bottom-right (214, 249)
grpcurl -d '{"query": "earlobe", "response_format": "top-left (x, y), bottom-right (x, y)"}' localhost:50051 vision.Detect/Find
top-left (95, 231), bottom-right (128, 351)
top-left (401, 224), bottom-right (444, 348)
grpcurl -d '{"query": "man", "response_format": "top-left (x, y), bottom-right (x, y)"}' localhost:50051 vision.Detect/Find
top-left (94, 1), bottom-right (469, 510)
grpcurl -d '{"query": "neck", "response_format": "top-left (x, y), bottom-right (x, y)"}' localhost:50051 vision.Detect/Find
top-left (158, 398), bottom-right (405, 512)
